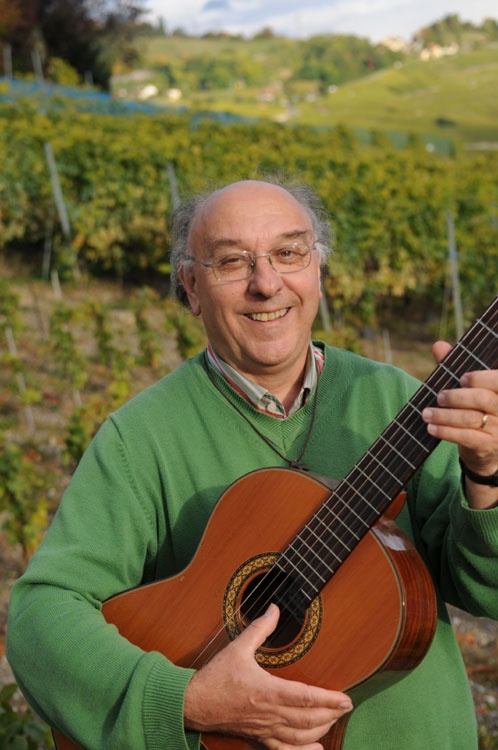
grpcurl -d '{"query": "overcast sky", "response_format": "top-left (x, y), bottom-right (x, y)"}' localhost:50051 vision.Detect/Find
top-left (144, 0), bottom-right (498, 42)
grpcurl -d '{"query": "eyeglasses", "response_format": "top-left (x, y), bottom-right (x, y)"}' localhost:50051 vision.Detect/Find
top-left (186, 242), bottom-right (322, 282)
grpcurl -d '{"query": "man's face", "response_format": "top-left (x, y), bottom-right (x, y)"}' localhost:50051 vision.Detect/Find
top-left (179, 181), bottom-right (323, 383)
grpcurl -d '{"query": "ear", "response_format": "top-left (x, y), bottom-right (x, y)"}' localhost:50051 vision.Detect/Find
top-left (178, 263), bottom-right (201, 316)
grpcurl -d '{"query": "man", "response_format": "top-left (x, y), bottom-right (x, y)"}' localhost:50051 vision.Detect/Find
top-left (7, 178), bottom-right (498, 750)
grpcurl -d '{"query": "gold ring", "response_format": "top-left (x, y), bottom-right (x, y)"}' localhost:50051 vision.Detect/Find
top-left (480, 413), bottom-right (488, 429)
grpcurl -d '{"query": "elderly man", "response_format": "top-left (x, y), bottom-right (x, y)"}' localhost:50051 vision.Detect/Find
top-left (7, 178), bottom-right (498, 750)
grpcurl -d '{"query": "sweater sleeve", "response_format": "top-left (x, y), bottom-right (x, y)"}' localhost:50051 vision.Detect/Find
top-left (6, 418), bottom-right (199, 750)
top-left (407, 440), bottom-right (498, 619)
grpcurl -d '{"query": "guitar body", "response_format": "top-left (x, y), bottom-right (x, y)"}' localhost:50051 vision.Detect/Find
top-left (53, 467), bottom-right (437, 750)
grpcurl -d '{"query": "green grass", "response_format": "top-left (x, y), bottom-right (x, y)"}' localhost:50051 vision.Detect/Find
top-left (293, 45), bottom-right (498, 144)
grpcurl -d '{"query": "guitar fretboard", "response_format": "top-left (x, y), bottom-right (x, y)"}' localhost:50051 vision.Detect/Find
top-left (278, 296), bottom-right (498, 603)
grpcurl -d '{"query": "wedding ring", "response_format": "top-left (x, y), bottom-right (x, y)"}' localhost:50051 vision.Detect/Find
top-left (480, 413), bottom-right (488, 430)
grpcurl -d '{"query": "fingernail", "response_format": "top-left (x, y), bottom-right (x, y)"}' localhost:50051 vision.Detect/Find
top-left (339, 701), bottom-right (353, 710)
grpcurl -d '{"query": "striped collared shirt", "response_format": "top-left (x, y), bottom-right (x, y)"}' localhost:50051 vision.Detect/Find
top-left (205, 342), bottom-right (324, 419)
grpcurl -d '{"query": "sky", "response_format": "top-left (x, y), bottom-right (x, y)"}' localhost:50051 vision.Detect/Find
top-left (144, 0), bottom-right (498, 42)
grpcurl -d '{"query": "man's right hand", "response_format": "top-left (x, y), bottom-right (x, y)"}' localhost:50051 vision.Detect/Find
top-left (184, 603), bottom-right (354, 749)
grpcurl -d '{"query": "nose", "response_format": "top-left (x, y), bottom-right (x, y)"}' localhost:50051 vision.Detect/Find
top-left (247, 253), bottom-right (284, 297)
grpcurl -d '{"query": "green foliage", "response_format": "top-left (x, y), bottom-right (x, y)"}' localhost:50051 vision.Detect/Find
top-left (0, 280), bottom-right (23, 336)
top-left (0, 684), bottom-right (53, 750)
top-left (294, 34), bottom-right (402, 89)
top-left (49, 303), bottom-right (88, 397)
top-left (164, 299), bottom-right (207, 359)
top-left (85, 299), bottom-right (117, 366)
top-left (133, 288), bottom-right (162, 368)
top-left (64, 396), bottom-right (108, 465)
top-left (0, 439), bottom-right (54, 563)
top-left (46, 58), bottom-right (80, 87)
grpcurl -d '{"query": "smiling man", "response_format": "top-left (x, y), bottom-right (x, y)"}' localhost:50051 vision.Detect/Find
top-left (179, 180), bottom-right (325, 412)
top-left (7, 177), bottom-right (498, 750)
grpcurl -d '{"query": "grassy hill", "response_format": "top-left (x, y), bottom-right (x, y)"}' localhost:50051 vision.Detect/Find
top-left (115, 35), bottom-right (498, 149)
top-left (293, 45), bottom-right (498, 145)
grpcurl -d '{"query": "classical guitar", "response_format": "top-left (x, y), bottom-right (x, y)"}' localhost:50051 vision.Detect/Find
top-left (53, 296), bottom-right (498, 750)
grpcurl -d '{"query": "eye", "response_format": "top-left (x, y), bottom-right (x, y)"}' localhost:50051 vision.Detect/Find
top-left (274, 244), bottom-right (305, 262)
top-left (215, 252), bottom-right (248, 270)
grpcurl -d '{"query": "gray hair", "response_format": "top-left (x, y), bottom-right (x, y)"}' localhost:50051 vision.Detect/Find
top-left (169, 177), bottom-right (333, 308)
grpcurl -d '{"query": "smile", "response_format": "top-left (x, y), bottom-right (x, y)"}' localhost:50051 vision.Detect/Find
top-left (246, 308), bottom-right (289, 322)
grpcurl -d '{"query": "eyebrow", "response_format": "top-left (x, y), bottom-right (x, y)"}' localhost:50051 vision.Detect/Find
top-left (205, 229), bottom-right (311, 255)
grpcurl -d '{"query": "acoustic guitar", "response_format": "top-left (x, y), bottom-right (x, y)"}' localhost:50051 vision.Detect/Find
top-left (53, 296), bottom-right (498, 750)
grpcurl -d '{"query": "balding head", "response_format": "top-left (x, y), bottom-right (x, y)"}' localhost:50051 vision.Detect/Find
top-left (170, 178), bottom-right (332, 308)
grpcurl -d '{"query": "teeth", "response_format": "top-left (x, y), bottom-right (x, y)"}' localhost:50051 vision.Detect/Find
top-left (248, 309), bottom-right (288, 322)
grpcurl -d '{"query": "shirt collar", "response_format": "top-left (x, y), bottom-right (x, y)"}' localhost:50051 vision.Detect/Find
top-left (205, 342), bottom-right (323, 419)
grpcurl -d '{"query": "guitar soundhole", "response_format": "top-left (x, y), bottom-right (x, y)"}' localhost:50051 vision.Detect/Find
top-left (223, 552), bottom-right (322, 667)
top-left (240, 568), bottom-right (306, 649)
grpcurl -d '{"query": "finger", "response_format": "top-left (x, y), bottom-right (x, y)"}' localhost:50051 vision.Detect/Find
top-left (237, 603), bottom-right (281, 652)
top-left (460, 369), bottom-right (498, 392)
top-left (269, 676), bottom-right (352, 713)
top-left (423, 405), bottom-right (495, 433)
top-left (436, 387), bottom-right (498, 418)
top-left (432, 340), bottom-right (452, 364)
top-left (265, 741), bottom-right (325, 750)
top-left (265, 720), bottom-right (338, 747)
top-left (272, 701), bottom-right (352, 730)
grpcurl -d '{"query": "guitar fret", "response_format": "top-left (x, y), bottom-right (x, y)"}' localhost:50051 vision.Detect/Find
top-left (361, 444), bottom-right (408, 484)
top-left (318, 503), bottom-right (362, 540)
top-left (305, 516), bottom-right (354, 556)
top-left (292, 527), bottom-right (342, 570)
top-left (377, 433), bottom-right (417, 469)
top-left (286, 527), bottom-right (342, 580)
top-left (390, 419), bottom-right (432, 455)
top-left (279, 546), bottom-right (330, 597)
top-left (289, 542), bottom-right (331, 582)
top-left (477, 319), bottom-right (498, 340)
top-left (415, 381), bottom-right (440, 401)
top-left (322, 497), bottom-right (370, 541)
top-left (437, 362), bottom-right (462, 385)
top-left (459, 342), bottom-right (491, 370)
top-left (301, 529), bottom-right (340, 580)
top-left (353, 464), bottom-right (394, 503)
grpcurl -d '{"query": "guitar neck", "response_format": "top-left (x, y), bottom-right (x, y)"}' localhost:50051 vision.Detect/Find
top-left (280, 296), bottom-right (498, 602)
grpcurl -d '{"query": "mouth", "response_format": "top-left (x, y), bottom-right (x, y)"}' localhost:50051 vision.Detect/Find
top-left (246, 308), bottom-right (289, 322)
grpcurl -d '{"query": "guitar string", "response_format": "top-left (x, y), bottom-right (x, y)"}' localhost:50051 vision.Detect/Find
top-left (189, 300), bottom-right (498, 667)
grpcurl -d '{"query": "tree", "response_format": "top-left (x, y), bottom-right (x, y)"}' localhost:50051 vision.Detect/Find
top-left (1, 0), bottom-right (148, 88)
top-left (0, 0), bottom-right (24, 41)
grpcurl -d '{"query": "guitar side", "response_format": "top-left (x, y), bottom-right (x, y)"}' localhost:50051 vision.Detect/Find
top-left (53, 468), bottom-right (436, 750)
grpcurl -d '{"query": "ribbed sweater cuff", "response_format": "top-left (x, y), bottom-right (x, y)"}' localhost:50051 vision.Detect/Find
top-left (455, 492), bottom-right (498, 549)
top-left (143, 656), bottom-right (198, 750)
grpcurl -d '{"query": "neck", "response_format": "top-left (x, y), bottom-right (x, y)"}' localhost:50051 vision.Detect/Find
top-left (258, 368), bottom-right (306, 412)
top-left (237, 355), bottom-right (310, 411)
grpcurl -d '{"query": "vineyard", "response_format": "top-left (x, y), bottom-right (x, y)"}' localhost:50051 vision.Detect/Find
top-left (1, 96), bottom-right (498, 329)
top-left (1, 92), bottom-right (498, 746)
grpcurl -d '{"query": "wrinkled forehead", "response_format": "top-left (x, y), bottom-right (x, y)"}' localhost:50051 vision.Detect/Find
top-left (188, 181), bottom-right (313, 250)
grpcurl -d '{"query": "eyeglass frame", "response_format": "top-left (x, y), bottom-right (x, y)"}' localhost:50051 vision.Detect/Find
top-left (184, 241), bottom-right (326, 283)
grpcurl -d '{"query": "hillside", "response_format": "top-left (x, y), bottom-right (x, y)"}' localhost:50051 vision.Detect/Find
top-left (113, 33), bottom-right (498, 149)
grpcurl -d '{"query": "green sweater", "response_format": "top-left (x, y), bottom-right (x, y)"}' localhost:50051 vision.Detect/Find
top-left (7, 345), bottom-right (498, 749)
